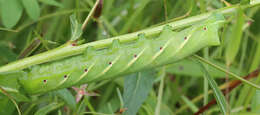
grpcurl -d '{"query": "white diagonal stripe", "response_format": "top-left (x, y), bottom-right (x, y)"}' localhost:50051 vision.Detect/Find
top-left (96, 55), bottom-right (121, 77)
top-left (150, 40), bottom-right (171, 62)
top-left (119, 48), bottom-right (146, 73)
top-left (74, 62), bottom-right (96, 84)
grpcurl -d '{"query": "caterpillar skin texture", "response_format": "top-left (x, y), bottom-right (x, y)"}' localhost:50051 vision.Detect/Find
top-left (20, 14), bottom-right (224, 94)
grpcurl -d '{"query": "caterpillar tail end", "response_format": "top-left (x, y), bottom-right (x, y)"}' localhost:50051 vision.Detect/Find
top-left (207, 13), bottom-right (226, 46)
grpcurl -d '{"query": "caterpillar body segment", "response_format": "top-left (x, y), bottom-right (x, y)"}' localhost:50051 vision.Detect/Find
top-left (19, 14), bottom-right (224, 94)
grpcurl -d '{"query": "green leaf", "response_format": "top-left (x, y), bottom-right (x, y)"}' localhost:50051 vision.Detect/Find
top-left (34, 102), bottom-right (64, 115)
top-left (0, 71), bottom-right (30, 102)
top-left (123, 70), bottom-right (155, 115)
top-left (38, 0), bottom-right (63, 7)
top-left (97, 95), bottom-right (121, 114)
top-left (0, 96), bottom-right (15, 115)
top-left (251, 89), bottom-right (260, 113)
top-left (0, 42), bottom-right (17, 62)
top-left (21, 0), bottom-right (40, 20)
top-left (249, 42), bottom-right (260, 71)
top-left (70, 14), bottom-right (83, 41)
top-left (196, 60), bottom-right (230, 115)
top-left (0, 0), bottom-right (23, 28)
top-left (225, 7), bottom-right (245, 65)
top-left (0, 71), bottom-right (23, 93)
top-left (54, 89), bottom-right (76, 110)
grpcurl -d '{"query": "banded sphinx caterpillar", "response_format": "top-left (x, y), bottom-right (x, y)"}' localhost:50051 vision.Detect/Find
top-left (17, 13), bottom-right (224, 94)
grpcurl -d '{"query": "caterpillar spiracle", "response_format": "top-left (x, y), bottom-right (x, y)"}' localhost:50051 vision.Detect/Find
top-left (19, 13), bottom-right (225, 94)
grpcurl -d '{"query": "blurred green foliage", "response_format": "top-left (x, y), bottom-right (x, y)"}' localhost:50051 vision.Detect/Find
top-left (0, 0), bottom-right (260, 115)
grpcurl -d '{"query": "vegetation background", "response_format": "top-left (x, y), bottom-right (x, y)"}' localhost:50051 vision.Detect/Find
top-left (0, 0), bottom-right (260, 115)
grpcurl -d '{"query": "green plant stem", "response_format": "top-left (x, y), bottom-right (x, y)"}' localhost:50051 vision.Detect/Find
top-left (17, 9), bottom-right (89, 32)
top-left (0, 3), bottom-right (259, 73)
top-left (203, 48), bottom-right (209, 115)
top-left (193, 55), bottom-right (260, 90)
top-left (155, 67), bottom-right (165, 115)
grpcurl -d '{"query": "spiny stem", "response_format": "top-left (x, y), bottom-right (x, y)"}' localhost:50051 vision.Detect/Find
top-left (0, 3), bottom-right (259, 73)
top-left (193, 55), bottom-right (260, 90)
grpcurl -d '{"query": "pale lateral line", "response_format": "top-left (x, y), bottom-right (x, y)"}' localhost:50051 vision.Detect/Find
top-left (96, 55), bottom-right (121, 78)
top-left (179, 25), bottom-right (205, 49)
top-left (55, 72), bottom-right (72, 88)
top-left (172, 25), bottom-right (203, 58)
top-left (55, 62), bottom-right (95, 88)
top-left (74, 62), bottom-right (96, 84)
top-left (119, 48), bottom-right (146, 73)
top-left (150, 40), bottom-right (171, 62)
top-left (179, 34), bottom-right (191, 49)
top-left (173, 29), bottom-right (194, 56)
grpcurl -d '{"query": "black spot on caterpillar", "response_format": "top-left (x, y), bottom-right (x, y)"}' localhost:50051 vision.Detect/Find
top-left (19, 13), bottom-right (225, 94)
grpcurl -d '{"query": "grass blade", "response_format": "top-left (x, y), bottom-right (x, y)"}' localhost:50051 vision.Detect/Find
top-left (70, 14), bottom-right (83, 41)
top-left (181, 95), bottom-right (199, 113)
top-left (55, 89), bottom-right (76, 110)
top-left (225, 7), bottom-right (245, 65)
top-left (34, 102), bottom-right (64, 115)
top-left (195, 60), bottom-right (229, 114)
top-left (193, 55), bottom-right (260, 90)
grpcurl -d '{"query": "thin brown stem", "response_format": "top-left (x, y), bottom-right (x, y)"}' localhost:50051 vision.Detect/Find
top-left (0, 87), bottom-right (21, 115)
top-left (194, 69), bottom-right (260, 115)
top-left (18, 38), bottom-right (41, 59)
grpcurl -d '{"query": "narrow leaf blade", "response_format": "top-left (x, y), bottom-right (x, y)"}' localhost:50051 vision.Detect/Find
top-left (70, 14), bottom-right (82, 41)
top-left (225, 7), bottom-right (245, 65)
top-left (34, 102), bottom-right (64, 115)
top-left (54, 89), bottom-right (76, 110)
top-left (195, 60), bottom-right (230, 114)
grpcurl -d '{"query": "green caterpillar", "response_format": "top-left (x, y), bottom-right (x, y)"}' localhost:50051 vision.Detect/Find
top-left (15, 13), bottom-right (224, 94)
